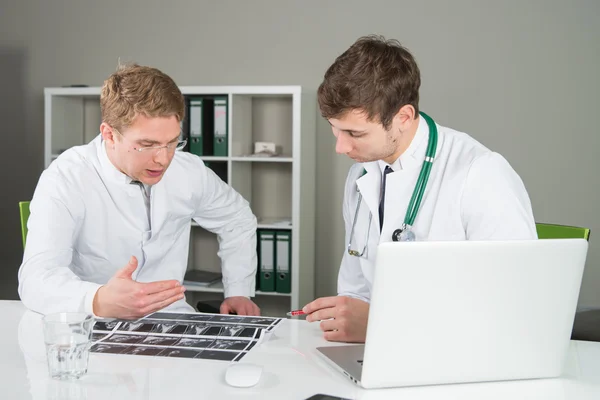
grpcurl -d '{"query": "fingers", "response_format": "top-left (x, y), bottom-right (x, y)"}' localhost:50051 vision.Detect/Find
top-left (220, 302), bottom-right (233, 315)
top-left (235, 305), bottom-right (250, 316)
top-left (323, 329), bottom-right (345, 342)
top-left (142, 285), bottom-right (185, 310)
top-left (252, 304), bottom-right (261, 316)
top-left (306, 306), bottom-right (336, 322)
top-left (220, 298), bottom-right (261, 316)
top-left (320, 319), bottom-right (338, 332)
top-left (320, 318), bottom-right (347, 342)
top-left (237, 302), bottom-right (261, 316)
top-left (114, 256), bottom-right (138, 279)
top-left (139, 279), bottom-right (182, 295)
top-left (139, 292), bottom-right (185, 317)
top-left (303, 296), bottom-right (340, 314)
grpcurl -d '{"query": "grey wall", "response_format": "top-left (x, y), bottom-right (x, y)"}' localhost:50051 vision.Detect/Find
top-left (1, 0), bottom-right (599, 308)
top-left (0, 46), bottom-right (30, 299)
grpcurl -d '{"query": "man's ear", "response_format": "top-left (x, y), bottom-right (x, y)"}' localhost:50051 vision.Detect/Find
top-left (100, 123), bottom-right (116, 146)
top-left (393, 104), bottom-right (416, 132)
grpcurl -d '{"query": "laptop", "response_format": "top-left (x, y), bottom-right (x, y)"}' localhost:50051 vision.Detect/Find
top-left (316, 239), bottom-right (588, 389)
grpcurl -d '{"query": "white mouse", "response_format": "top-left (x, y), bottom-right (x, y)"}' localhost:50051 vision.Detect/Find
top-left (224, 363), bottom-right (263, 388)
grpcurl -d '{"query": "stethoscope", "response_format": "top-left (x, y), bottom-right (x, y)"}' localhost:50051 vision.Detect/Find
top-left (347, 111), bottom-right (438, 257)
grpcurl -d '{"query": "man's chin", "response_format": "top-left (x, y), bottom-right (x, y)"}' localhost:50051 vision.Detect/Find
top-left (139, 170), bottom-right (165, 184)
top-left (348, 155), bottom-right (372, 163)
top-left (141, 177), bottom-right (163, 185)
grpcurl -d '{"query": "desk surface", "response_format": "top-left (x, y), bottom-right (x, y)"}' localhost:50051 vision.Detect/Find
top-left (1, 300), bottom-right (600, 400)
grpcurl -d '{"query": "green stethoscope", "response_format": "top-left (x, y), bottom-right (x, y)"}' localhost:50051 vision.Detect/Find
top-left (347, 111), bottom-right (438, 257)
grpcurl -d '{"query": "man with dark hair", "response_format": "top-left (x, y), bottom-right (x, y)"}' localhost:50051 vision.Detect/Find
top-left (304, 35), bottom-right (536, 343)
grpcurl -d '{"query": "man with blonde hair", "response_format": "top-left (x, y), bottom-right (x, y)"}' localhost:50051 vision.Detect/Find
top-left (19, 64), bottom-right (261, 318)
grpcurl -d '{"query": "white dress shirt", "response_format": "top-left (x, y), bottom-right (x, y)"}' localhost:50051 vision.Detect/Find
top-left (339, 115), bottom-right (538, 301)
top-left (18, 135), bottom-right (258, 315)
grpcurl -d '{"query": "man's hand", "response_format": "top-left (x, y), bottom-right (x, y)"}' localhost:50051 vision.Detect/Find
top-left (93, 256), bottom-right (186, 319)
top-left (303, 296), bottom-right (369, 343)
top-left (220, 296), bottom-right (261, 316)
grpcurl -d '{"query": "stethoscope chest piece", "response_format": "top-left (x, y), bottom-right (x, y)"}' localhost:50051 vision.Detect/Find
top-left (392, 227), bottom-right (416, 242)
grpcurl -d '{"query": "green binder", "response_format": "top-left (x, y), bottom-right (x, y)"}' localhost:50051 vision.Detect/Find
top-left (275, 231), bottom-right (291, 293)
top-left (179, 97), bottom-right (190, 152)
top-left (258, 230), bottom-right (275, 292)
top-left (213, 96), bottom-right (228, 156)
top-left (188, 97), bottom-right (203, 156)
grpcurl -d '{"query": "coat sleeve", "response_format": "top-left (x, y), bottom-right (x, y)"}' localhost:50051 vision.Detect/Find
top-left (337, 165), bottom-right (372, 302)
top-left (18, 167), bottom-right (101, 315)
top-left (460, 152), bottom-right (537, 240)
top-left (191, 160), bottom-right (258, 298)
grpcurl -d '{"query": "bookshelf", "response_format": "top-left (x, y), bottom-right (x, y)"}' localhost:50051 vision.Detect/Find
top-left (44, 86), bottom-right (316, 316)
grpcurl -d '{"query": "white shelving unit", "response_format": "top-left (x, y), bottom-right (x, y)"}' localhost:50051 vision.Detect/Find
top-left (44, 86), bottom-right (316, 316)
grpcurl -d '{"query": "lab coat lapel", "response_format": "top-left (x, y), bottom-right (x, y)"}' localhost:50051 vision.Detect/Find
top-left (379, 116), bottom-right (430, 240)
top-left (149, 176), bottom-right (168, 236)
top-left (95, 137), bottom-right (150, 234)
top-left (148, 166), bottom-right (190, 238)
top-left (380, 170), bottom-right (419, 240)
top-left (355, 162), bottom-right (381, 232)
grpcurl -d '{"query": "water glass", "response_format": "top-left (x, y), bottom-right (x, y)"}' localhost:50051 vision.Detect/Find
top-left (42, 312), bottom-right (94, 380)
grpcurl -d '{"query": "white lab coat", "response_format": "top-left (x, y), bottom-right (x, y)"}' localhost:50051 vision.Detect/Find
top-left (339, 116), bottom-right (537, 302)
top-left (18, 135), bottom-right (257, 315)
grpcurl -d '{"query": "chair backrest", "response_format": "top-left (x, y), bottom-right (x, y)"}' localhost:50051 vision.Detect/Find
top-left (19, 201), bottom-right (30, 249)
top-left (536, 223), bottom-right (590, 241)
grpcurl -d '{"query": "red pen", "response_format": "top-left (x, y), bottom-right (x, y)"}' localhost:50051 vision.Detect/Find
top-left (287, 309), bottom-right (306, 317)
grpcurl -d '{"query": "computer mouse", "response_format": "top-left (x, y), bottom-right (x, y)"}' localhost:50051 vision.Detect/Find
top-left (224, 363), bottom-right (263, 388)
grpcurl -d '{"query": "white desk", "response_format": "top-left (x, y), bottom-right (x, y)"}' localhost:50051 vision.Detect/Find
top-left (1, 300), bottom-right (600, 400)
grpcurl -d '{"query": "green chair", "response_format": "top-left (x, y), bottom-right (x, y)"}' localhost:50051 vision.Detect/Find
top-left (536, 222), bottom-right (598, 342)
top-left (536, 223), bottom-right (590, 241)
top-left (19, 201), bottom-right (30, 249)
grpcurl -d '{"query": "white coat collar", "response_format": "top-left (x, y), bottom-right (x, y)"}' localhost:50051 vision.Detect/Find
top-left (355, 115), bottom-right (430, 232)
top-left (97, 135), bottom-right (137, 185)
top-left (375, 115), bottom-right (429, 173)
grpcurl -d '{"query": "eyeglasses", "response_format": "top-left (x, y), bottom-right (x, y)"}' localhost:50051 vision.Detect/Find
top-left (112, 127), bottom-right (187, 155)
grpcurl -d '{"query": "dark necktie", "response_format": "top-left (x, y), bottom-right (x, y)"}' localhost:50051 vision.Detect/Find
top-left (379, 165), bottom-right (393, 233)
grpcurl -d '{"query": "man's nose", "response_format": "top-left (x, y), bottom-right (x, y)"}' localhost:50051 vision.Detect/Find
top-left (335, 133), bottom-right (352, 155)
top-left (153, 147), bottom-right (169, 165)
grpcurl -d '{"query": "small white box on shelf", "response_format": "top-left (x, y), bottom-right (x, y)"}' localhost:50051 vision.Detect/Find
top-left (253, 141), bottom-right (278, 156)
